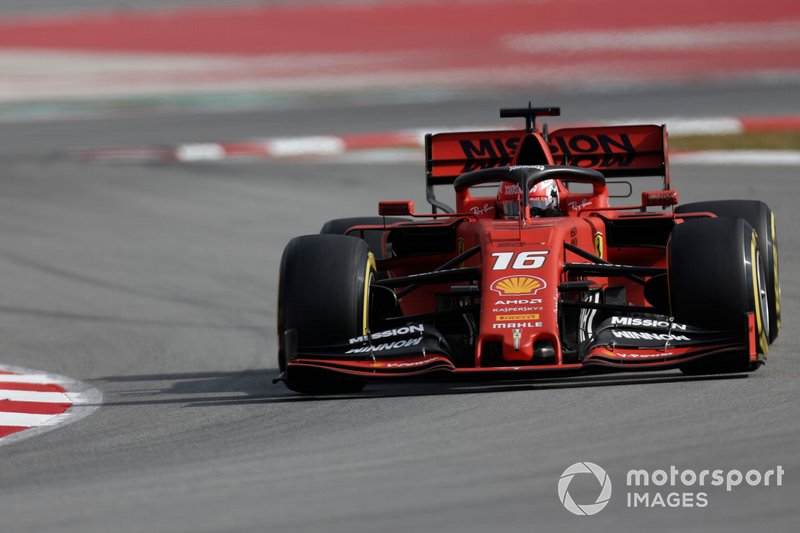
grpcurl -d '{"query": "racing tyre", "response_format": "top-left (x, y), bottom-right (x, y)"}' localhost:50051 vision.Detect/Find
top-left (277, 234), bottom-right (374, 393)
top-left (321, 217), bottom-right (407, 258)
top-left (676, 200), bottom-right (780, 342)
top-left (668, 217), bottom-right (769, 374)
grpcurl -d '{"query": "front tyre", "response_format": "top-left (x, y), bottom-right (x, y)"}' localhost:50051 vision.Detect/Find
top-left (668, 217), bottom-right (768, 374)
top-left (277, 234), bottom-right (374, 393)
top-left (676, 200), bottom-right (780, 342)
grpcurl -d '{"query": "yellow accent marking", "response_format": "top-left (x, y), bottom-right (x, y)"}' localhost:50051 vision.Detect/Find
top-left (593, 233), bottom-right (604, 260)
top-left (751, 231), bottom-right (768, 355)
top-left (771, 212), bottom-right (781, 333)
top-left (363, 252), bottom-right (376, 335)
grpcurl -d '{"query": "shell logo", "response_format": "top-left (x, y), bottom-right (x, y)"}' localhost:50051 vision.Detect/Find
top-left (490, 275), bottom-right (547, 296)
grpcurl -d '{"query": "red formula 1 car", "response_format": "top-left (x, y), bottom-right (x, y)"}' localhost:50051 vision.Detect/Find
top-left (276, 105), bottom-right (780, 393)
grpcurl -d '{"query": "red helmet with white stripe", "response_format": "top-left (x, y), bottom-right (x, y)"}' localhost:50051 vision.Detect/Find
top-left (497, 179), bottom-right (559, 218)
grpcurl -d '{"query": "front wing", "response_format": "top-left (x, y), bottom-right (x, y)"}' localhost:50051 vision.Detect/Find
top-left (283, 315), bottom-right (760, 381)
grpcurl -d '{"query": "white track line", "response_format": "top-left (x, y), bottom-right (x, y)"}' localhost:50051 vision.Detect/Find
top-left (505, 20), bottom-right (800, 53)
top-left (608, 117), bottom-right (744, 135)
top-left (311, 148), bottom-right (800, 167)
top-left (672, 150), bottom-right (800, 166)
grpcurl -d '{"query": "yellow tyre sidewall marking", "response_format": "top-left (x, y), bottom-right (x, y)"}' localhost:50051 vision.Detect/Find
top-left (751, 231), bottom-right (768, 355)
top-left (771, 212), bottom-right (781, 334)
top-left (362, 252), bottom-right (377, 335)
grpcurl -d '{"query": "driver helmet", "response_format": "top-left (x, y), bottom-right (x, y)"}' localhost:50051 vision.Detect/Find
top-left (529, 179), bottom-right (560, 213)
top-left (496, 179), bottom-right (559, 218)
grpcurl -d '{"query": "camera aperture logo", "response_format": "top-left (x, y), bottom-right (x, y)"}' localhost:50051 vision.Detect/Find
top-left (557, 462), bottom-right (785, 514)
top-left (558, 462), bottom-right (612, 516)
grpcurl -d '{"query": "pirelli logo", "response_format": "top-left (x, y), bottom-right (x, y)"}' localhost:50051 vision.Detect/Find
top-left (496, 314), bottom-right (540, 322)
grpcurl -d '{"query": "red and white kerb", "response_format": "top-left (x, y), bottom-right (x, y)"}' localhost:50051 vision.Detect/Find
top-left (0, 366), bottom-right (99, 443)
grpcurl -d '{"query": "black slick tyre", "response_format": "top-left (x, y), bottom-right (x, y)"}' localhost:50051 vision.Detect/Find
top-left (668, 217), bottom-right (769, 374)
top-left (277, 234), bottom-right (374, 393)
top-left (676, 200), bottom-right (780, 342)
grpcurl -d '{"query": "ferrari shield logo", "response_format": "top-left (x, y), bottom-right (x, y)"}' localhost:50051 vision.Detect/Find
top-left (594, 233), bottom-right (604, 259)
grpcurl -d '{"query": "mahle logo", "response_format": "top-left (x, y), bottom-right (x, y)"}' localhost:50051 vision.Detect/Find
top-left (558, 462), bottom-right (612, 516)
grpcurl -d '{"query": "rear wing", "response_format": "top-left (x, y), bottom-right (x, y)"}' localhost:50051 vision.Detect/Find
top-left (424, 129), bottom-right (523, 212)
top-left (425, 124), bottom-right (669, 212)
top-left (549, 125), bottom-right (669, 182)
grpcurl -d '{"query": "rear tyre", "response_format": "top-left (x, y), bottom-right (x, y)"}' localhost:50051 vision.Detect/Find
top-left (668, 217), bottom-right (768, 374)
top-left (320, 216), bottom-right (407, 258)
top-left (676, 200), bottom-right (780, 342)
top-left (277, 234), bottom-right (374, 393)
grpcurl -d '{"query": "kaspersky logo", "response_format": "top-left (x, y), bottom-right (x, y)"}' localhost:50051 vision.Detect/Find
top-left (490, 275), bottom-right (546, 296)
top-left (558, 462), bottom-right (612, 516)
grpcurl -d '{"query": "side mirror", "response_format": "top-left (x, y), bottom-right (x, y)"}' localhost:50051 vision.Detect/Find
top-left (642, 190), bottom-right (678, 207)
top-left (379, 200), bottom-right (415, 216)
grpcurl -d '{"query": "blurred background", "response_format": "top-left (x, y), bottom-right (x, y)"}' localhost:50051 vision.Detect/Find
top-left (2, 0), bottom-right (798, 119)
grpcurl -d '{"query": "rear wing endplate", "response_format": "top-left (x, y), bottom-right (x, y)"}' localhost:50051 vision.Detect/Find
top-left (425, 129), bottom-right (523, 212)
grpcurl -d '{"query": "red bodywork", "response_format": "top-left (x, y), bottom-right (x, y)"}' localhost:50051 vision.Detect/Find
top-left (286, 120), bottom-right (759, 381)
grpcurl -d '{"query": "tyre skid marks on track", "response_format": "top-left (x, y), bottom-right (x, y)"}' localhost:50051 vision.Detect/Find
top-left (0, 366), bottom-right (101, 444)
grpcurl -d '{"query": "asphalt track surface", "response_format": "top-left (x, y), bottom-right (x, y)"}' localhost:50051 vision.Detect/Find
top-left (0, 83), bottom-right (798, 532)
